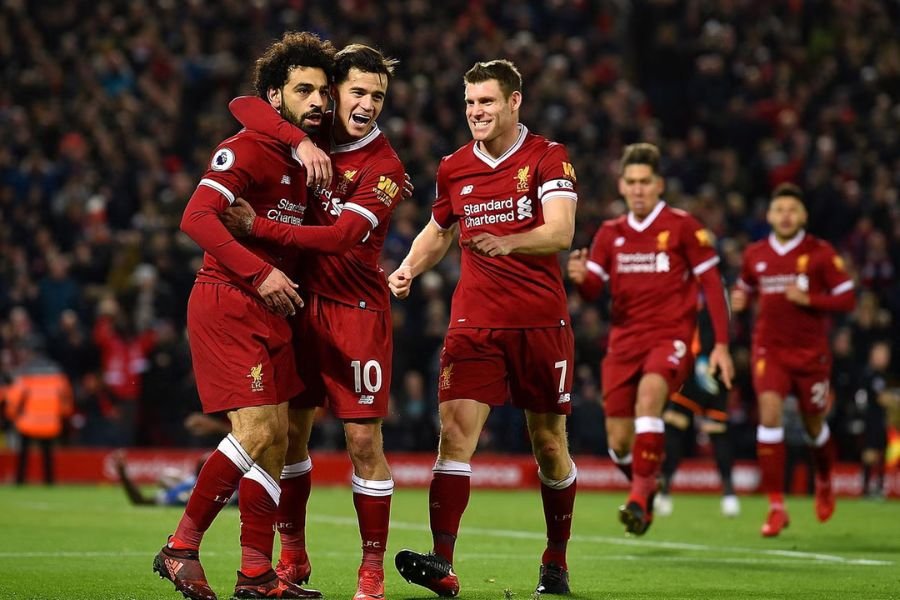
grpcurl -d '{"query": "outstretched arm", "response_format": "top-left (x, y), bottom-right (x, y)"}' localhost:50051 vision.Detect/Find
top-left (697, 269), bottom-right (734, 389)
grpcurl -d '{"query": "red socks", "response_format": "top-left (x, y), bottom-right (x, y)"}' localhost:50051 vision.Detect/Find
top-left (277, 459), bottom-right (312, 566)
top-left (539, 464), bottom-right (577, 569)
top-left (351, 475), bottom-right (394, 570)
top-left (171, 434), bottom-right (253, 550)
top-left (429, 460), bottom-right (472, 564)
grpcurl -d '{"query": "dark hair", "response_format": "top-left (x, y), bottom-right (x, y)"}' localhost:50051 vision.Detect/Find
top-left (333, 44), bottom-right (398, 85)
top-left (620, 143), bottom-right (661, 175)
top-left (770, 182), bottom-right (806, 208)
top-left (464, 59), bottom-right (522, 99)
top-left (253, 31), bottom-right (336, 98)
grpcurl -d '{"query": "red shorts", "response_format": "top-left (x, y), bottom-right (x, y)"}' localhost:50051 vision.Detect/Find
top-left (437, 326), bottom-right (574, 415)
top-left (187, 283), bottom-right (302, 414)
top-left (292, 293), bottom-right (392, 419)
top-left (602, 338), bottom-right (693, 418)
top-left (752, 345), bottom-right (832, 415)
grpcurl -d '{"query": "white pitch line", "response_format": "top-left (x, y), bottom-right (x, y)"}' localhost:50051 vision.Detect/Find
top-left (311, 515), bottom-right (893, 567)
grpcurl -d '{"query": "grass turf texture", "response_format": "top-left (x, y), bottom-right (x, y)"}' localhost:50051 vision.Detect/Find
top-left (0, 486), bottom-right (898, 599)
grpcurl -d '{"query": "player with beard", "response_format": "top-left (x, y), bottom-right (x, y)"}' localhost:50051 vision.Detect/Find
top-left (222, 44), bottom-right (406, 600)
top-left (732, 183), bottom-right (855, 537)
top-left (152, 32), bottom-right (333, 600)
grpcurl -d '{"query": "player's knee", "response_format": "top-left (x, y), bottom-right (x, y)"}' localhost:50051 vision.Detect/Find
top-left (345, 428), bottom-right (380, 460)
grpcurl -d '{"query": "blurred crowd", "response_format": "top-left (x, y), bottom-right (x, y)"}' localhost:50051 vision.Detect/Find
top-left (1, 1), bottom-right (899, 466)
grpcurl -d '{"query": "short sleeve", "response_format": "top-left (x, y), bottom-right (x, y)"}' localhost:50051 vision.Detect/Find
top-left (196, 137), bottom-right (259, 205)
top-left (431, 157), bottom-right (457, 230)
top-left (818, 243), bottom-right (854, 295)
top-left (681, 214), bottom-right (720, 276)
top-left (343, 156), bottom-right (406, 230)
top-left (536, 143), bottom-right (578, 204)
top-left (586, 226), bottom-right (612, 282)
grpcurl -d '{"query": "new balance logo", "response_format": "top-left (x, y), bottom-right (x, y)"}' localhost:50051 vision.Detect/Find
top-left (359, 395), bottom-right (375, 404)
top-left (280, 175), bottom-right (291, 185)
top-left (558, 393), bottom-right (571, 404)
top-left (461, 184), bottom-right (474, 195)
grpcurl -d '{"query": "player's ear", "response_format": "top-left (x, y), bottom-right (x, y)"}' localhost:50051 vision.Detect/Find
top-left (509, 90), bottom-right (522, 112)
top-left (267, 87), bottom-right (282, 109)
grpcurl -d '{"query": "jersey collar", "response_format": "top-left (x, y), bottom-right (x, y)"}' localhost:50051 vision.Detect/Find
top-left (768, 229), bottom-right (806, 256)
top-left (472, 124), bottom-right (528, 169)
top-left (331, 123), bottom-right (381, 154)
top-left (627, 200), bottom-right (665, 232)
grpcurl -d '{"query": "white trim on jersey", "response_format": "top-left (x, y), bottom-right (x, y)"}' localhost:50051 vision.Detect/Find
top-left (199, 178), bottom-right (236, 204)
top-left (541, 191), bottom-right (578, 204)
top-left (626, 200), bottom-right (665, 232)
top-left (767, 230), bottom-right (805, 256)
top-left (331, 124), bottom-right (381, 153)
top-left (692, 255), bottom-right (720, 276)
top-left (831, 280), bottom-right (854, 295)
top-left (472, 124), bottom-right (528, 169)
top-left (586, 260), bottom-right (610, 281)
top-left (343, 202), bottom-right (379, 228)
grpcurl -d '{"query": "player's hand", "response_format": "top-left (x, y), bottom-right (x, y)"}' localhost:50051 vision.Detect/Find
top-left (388, 264), bottom-right (413, 299)
top-left (784, 283), bottom-right (811, 306)
top-left (465, 233), bottom-right (513, 257)
top-left (708, 343), bottom-right (734, 390)
top-left (567, 248), bottom-right (589, 284)
top-left (401, 173), bottom-right (414, 201)
top-left (296, 137), bottom-right (332, 189)
top-left (729, 288), bottom-right (748, 313)
top-left (221, 198), bottom-right (255, 237)
top-left (257, 267), bottom-right (304, 317)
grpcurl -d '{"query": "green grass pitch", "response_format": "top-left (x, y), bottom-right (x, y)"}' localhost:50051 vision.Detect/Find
top-left (0, 485), bottom-right (898, 599)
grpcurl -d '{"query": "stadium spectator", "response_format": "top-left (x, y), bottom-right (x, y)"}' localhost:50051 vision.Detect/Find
top-left (389, 59), bottom-right (579, 597)
top-left (223, 43), bottom-right (407, 600)
top-left (858, 340), bottom-right (892, 498)
top-left (731, 183), bottom-right (856, 537)
top-left (567, 142), bottom-right (734, 536)
top-left (153, 31), bottom-right (332, 600)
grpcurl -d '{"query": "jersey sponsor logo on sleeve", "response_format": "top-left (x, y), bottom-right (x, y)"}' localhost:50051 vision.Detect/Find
top-left (562, 161), bottom-right (577, 182)
top-left (694, 228), bottom-right (714, 247)
top-left (515, 166), bottom-right (531, 192)
top-left (374, 175), bottom-right (399, 206)
top-left (211, 148), bottom-right (235, 172)
top-left (247, 363), bottom-right (264, 393)
top-left (656, 230), bottom-right (670, 251)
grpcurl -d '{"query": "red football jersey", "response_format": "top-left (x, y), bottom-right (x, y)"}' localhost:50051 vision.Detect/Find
top-left (432, 125), bottom-right (578, 329)
top-left (737, 231), bottom-right (854, 362)
top-left (297, 125), bottom-right (405, 311)
top-left (194, 130), bottom-right (307, 290)
top-left (586, 202), bottom-right (721, 357)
